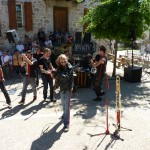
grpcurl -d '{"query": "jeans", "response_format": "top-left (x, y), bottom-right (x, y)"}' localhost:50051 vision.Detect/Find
top-left (41, 74), bottom-right (53, 99)
top-left (0, 81), bottom-right (11, 104)
top-left (22, 76), bottom-right (37, 100)
top-left (94, 75), bottom-right (105, 97)
top-left (60, 91), bottom-right (70, 127)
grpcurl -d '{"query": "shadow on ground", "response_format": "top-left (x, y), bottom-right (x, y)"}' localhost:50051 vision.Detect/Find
top-left (31, 120), bottom-right (63, 150)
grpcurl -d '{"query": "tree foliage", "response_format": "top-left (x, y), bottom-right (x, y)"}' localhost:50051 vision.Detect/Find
top-left (82, 0), bottom-right (150, 42)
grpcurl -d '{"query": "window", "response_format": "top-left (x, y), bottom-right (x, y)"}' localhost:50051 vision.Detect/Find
top-left (16, 4), bottom-right (23, 28)
top-left (8, 1), bottom-right (32, 31)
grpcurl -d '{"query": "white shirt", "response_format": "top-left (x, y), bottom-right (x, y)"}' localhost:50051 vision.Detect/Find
top-left (45, 40), bottom-right (52, 47)
top-left (1, 55), bottom-right (10, 66)
top-left (9, 55), bottom-right (13, 65)
top-left (16, 44), bottom-right (24, 53)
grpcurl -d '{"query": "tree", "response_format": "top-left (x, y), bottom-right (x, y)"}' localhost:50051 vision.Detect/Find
top-left (82, 0), bottom-right (150, 76)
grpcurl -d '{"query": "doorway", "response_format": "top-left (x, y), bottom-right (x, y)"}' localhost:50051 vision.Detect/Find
top-left (53, 6), bottom-right (68, 32)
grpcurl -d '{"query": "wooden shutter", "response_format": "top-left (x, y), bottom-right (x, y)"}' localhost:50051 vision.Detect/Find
top-left (24, 2), bottom-right (33, 31)
top-left (8, 0), bottom-right (17, 29)
top-left (83, 8), bottom-right (89, 31)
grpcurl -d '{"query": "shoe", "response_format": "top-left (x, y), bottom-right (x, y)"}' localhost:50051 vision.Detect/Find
top-left (32, 96), bottom-right (37, 102)
top-left (7, 103), bottom-right (12, 109)
top-left (63, 126), bottom-right (69, 132)
top-left (93, 97), bottom-right (102, 101)
top-left (100, 91), bottom-right (105, 96)
top-left (18, 99), bottom-right (25, 105)
top-left (50, 99), bottom-right (56, 103)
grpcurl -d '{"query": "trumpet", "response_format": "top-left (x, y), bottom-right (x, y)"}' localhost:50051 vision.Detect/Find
top-left (116, 76), bottom-right (121, 130)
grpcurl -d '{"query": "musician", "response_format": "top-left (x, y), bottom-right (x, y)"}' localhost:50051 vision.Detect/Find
top-left (0, 65), bottom-right (12, 108)
top-left (33, 45), bottom-right (43, 86)
top-left (90, 45), bottom-right (107, 101)
top-left (39, 48), bottom-right (56, 102)
top-left (55, 54), bottom-right (73, 132)
top-left (18, 50), bottom-right (37, 105)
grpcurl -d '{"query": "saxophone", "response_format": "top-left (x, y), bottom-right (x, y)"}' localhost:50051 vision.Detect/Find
top-left (116, 76), bottom-right (121, 130)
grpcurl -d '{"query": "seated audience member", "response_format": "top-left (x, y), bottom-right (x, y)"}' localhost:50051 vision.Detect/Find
top-left (16, 41), bottom-right (24, 53)
top-left (7, 50), bottom-right (13, 76)
top-left (13, 50), bottom-right (23, 77)
top-left (49, 32), bottom-right (55, 45)
top-left (45, 36), bottom-right (53, 49)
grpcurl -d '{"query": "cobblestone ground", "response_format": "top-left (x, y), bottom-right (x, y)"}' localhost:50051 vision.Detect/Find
top-left (0, 59), bottom-right (150, 150)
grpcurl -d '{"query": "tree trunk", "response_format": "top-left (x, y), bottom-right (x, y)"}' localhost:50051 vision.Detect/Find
top-left (112, 41), bottom-right (118, 77)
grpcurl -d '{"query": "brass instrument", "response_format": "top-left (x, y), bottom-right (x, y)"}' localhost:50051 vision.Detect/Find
top-left (116, 76), bottom-right (121, 130)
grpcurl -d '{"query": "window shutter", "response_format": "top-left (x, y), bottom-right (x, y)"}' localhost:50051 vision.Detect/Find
top-left (83, 8), bottom-right (89, 31)
top-left (8, 0), bottom-right (17, 29)
top-left (24, 2), bottom-right (33, 31)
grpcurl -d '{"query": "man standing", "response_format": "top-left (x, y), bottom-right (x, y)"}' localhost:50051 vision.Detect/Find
top-left (39, 48), bottom-right (55, 102)
top-left (0, 65), bottom-right (12, 108)
top-left (33, 45), bottom-right (43, 86)
top-left (18, 50), bottom-right (37, 104)
top-left (90, 45), bottom-right (107, 101)
top-left (55, 54), bottom-right (73, 132)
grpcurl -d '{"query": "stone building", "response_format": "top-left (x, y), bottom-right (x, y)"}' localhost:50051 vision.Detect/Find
top-left (0, 0), bottom-right (93, 49)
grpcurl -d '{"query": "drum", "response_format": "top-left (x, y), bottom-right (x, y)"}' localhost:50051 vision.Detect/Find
top-left (75, 70), bottom-right (91, 87)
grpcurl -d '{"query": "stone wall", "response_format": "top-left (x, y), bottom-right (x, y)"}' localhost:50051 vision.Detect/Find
top-left (0, 0), bottom-right (90, 49)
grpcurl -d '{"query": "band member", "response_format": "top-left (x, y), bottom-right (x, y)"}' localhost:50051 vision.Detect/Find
top-left (18, 50), bottom-right (37, 105)
top-left (39, 48), bottom-right (55, 102)
top-left (55, 54), bottom-right (73, 132)
top-left (90, 45), bottom-right (107, 101)
top-left (0, 65), bottom-right (12, 108)
top-left (33, 45), bottom-right (43, 86)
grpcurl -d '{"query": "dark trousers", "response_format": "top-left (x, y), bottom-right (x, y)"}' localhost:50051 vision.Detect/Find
top-left (0, 81), bottom-right (11, 104)
top-left (94, 75), bottom-right (105, 97)
top-left (2, 66), bottom-right (9, 79)
top-left (41, 74), bottom-right (53, 99)
top-left (36, 68), bottom-right (41, 86)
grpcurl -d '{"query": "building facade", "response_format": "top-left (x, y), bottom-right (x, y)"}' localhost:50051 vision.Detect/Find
top-left (0, 0), bottom-right (91, 48)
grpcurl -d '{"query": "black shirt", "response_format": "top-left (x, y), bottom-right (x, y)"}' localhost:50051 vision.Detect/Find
top-left (39, 57), bottom-right (52, 73)
top-left (33, 53), bottom-right (43, 68)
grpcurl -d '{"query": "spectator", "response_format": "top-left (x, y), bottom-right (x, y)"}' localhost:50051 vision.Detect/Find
top-left (45, 36), bottom-right (53, 49)
top-left (16, 41), bottom-right (24, 53)
top-left (49, 32), bottom-right (55, 45)
top-left (13, 50), bottom-right (23, 78)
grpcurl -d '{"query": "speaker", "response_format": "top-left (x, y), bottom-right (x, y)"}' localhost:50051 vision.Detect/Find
top-left (75, 32), bottom-right (82, 42)
top-left (124, 66), bottom-right (142, 82)
top-left (83, 32), bottom-right (91, 42)
top-left (6, 29), bottom-right (19, 44)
